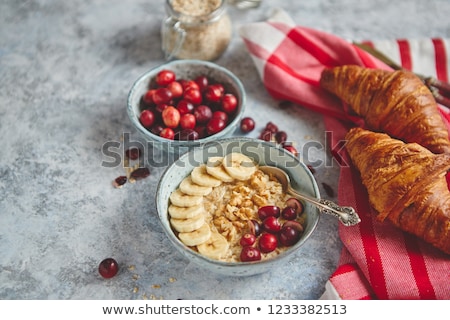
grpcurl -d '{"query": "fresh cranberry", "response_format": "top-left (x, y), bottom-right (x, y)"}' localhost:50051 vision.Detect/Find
top-left (183, 87), bottom-right (202, 105)
top-left (204, 84), bottom-right (223, 103)
top-left (221, 93), bottom-right (238, 114)
top-left (281, 206), bottom-right (297, 220)
top-left (248, 219), bottom-right (262, 236)
top-left (240, 117), bottom-right (255, 133)
top-left (176, 100), bottom-right (194, 115)
top-left (150, 124), bottom-right (164, 136)
top-left (98, 258), bottom-right (119, 279)
top-left (153, 87), bottom-right (173, 105)
top-left (160, 127), bottom-right (175, 140)
top-left (206, 117), bottom-right (226, 135)
top-left (142, 89), bottom-right (156, 105)
top-left (180, 79), bottom-right (200, 91)
top-left (259, 129), bottom-right (274, 141)
top-left (155, 69), bottom-right (176, 86)
top-left (155, 103), bottom-right (169, 114)
top-left (265, 121), bottom-right (279, 133)
top-left (285, 198), bottom-right (304, 215)
top-left (239, 233), bottom-right (257, 247)
top-left (194, 126), bottom-right (207, 139)
top-left (258, 205), bottom-right (281, 220)
top-left (194, 75), bottom-right (209, 92)
top-left (212, 110), bottom-right (228, 123)
top-left (282, 220), bottom-right (304, 233)
top-left (139, 109), bottom-right (155, 128)
top-left (275, 131), bottom-right (288, 144)
top-left (283, 144), bottom-right (299, 156)
top-left (262, 216), bottom-right (281, 234)
top-left (193, 105), bottom-right (213, 124)
top-left (240, 246), bottom-right (261, 262)
top-left (279, 226), bottom-right (301, 247)
top-left (175, 128), bottom-right (199, 141)
top-left (258, 233), bottom-right (278, 253)
top-left (167, 81), bottom-right (183, 99)
top-left (179, 113), bottom-right (196, 130)
top-left (162, 106), bottom-right (180, 128)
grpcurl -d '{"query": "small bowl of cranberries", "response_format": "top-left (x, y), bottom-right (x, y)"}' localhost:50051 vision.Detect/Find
top-left (156, 137), bottom-right (321, 277)
top-left (127, 60), bottom-right (246, 154)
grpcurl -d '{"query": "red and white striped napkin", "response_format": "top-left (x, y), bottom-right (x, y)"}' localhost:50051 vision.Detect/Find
top-left (239, 8), bottom-right (450, 300)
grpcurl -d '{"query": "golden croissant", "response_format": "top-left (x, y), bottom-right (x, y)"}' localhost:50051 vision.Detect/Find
top-left (345, 127), bottom-right (450, 254)
top-left (320, 65), bottom-right (450, 154)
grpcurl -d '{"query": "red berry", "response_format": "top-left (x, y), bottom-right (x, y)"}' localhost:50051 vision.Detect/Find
top-left (150, 124), bottom-right (164, 136)
top-left (180, 79), bottom-right (200, 91)
top-left (139, 109), bottom-right (155, 128)
top-left (160, 127), bottom-right (175, 140)
top-left (281, 206), bottom-right (297, 220)
top-left (194, 126), bottom-right (207, 139)
top-left (176, 100), bottom-right (194, 115)
top-left (206, 117), bottom-right (226, 135)
top-left (279, 226), bottom-right (301, 247)
top-left (183, 87), bottom-right (202, 105)
top-left (240, 246), bottom-right (261, 262)
top-left (212, 110), bottom-right (228, 123)
top-left (194, 75), bottom-right (209, 92)
top-left (162, 106), bottom-right (180, 128)
top-left (142, 89), bottom-right (156, 105)
top-left (221, 93), bottom-right (238, 114)
top-left (262, 216), bottom-right (281, 234)
top-left (259, 129), bottom-right (274, 141)
top-left (204, 84), bottom-right (223, 103)
top-left (258, 233), bottom-right (278, 253)
top-left (155, 103), bottom-right (170, 114)
top-left (98, 258), bottom-right (119, 279)
top-left (258, 205), bottom-right (281, 220)
top-left (167, 81), bottom-right (183, 99)
top-left (240, 233), bottom-right (256, 247)
top-left (285, 198), bottom-right (304, 215)
top-left (283, 144), bottom-right (299, 156)
top-left (248, 219), bottom-right (262, 236)
top-left (282, 220), bottom-right (304, 233)
top-left (125, 147), bottom-right (140, 160)
top-left (156, 69), bottom-right (176, 86)
top-left (179, 113), bottom-right (196, 130)
top-left (240, 117), bottom-right (255, 133)
top-left (194, 105), bottom-right (213, 124)
top-left (275, 131), bottom-right (288, 144)
top-left (265, 121), bottom-right (278, 133)
top-left (175, 128), bottom-right (199, 141)
top-left (153, 87), bottom-right (173, 105)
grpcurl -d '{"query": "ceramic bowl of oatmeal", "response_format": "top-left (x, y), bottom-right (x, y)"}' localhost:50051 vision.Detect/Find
top-left (127, 60), bottom-right (245, 156)
top-left (156, 137), bottom-right (321, 276)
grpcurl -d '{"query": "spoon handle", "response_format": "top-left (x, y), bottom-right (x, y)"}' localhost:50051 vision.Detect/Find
top-left (287, 186), bottom-right (361, 226)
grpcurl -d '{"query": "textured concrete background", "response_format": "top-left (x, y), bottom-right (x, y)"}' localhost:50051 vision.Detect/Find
top-left (0, 0), bottom-right (449, 299)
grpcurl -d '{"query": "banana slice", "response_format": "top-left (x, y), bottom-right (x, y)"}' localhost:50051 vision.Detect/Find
top-left (178, 223), bottom-right (212, 247)
top-left (179, 176), bottom-right (213, 196)
top-left (190, 164), bottom-right (222, 187)
top-left (168, 204), bottom-right (205, 219)
top-left (197, 231), bottom-right (229, 260)
top-left (206, 157), bottom-right (234, 182)
top-left (222, 153), bottom-right (256, 181)
top-left (169, 188), bottom-right (203, 207)
top-left (170, 213), bottom-right (205, 233)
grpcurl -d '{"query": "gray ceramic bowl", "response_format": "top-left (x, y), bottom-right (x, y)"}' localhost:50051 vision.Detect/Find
top-left (127, 60), bottom-right (246, 155)
top-left (156, 138), bottom-right (321, 276)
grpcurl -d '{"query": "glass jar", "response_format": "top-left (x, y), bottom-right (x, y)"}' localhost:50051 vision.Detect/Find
top-left (161, 0), bottom-right (232, 61)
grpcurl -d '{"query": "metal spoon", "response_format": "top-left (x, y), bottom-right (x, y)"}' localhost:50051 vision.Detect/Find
top-left (259, 166), bottom-right (361, 226)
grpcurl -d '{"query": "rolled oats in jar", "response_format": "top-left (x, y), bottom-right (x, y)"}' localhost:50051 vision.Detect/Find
top-left (161, 0), bottom-right (232, 61)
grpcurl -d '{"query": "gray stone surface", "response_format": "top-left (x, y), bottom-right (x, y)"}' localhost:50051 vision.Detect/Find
top-left (0, 0), bottom-right (449, 299)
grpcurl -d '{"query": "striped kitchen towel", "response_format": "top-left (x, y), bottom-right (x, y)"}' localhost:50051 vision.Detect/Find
top-left (239, 8), bottom-right (450, 300)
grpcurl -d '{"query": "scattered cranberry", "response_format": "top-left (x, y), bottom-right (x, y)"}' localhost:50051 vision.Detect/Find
top-left (258, 205), bottom-right (281, 220)
top-left (239, 233), bottom-right (257, 247)
top-left (240, 246), bottom-right (262, 262)
top-left (98, 258), bottom-right (119, 279)
top-left (262, 216), bottom-right (282, 234)
top-left (240, 117), bottom-right (255, 133)
top-left (175, 128), bottom-right (199, 141)
top-left (155, 70), bottom-right (176, 86)
top-left (130, 167), bottom-right (150, 180)
top-left (139, 109), bottom-right (155, 128)
top-left (275, 131), bottom-right (287, 144)
top-left (281, 206), bottom-right (297, 220)
top-left (258, 233), bottom-right (278, 253)
top-left (265, 121), bottom-right (278, 133)
top-left (162, 106), bottom-right (180, 128)
top-left (113, 176), bottom-right (127, 188)
top-left (259, 129), bottom-right (274, 141)
top-left (283, 144), bottom-right (299, 156)
top-left (125, 147), bottom-right (141, 160)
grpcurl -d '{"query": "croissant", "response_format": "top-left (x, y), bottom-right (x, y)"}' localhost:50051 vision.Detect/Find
top-left (320, 65), bottom-right (450, 154)
top-left (345, 127), bottom-right (450, 254)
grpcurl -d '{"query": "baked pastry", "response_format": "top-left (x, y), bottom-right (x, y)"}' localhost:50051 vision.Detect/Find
top-left (320, 65), bottom-right (450, 154)
top-left (345, 127), bottom-right (450, 254)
